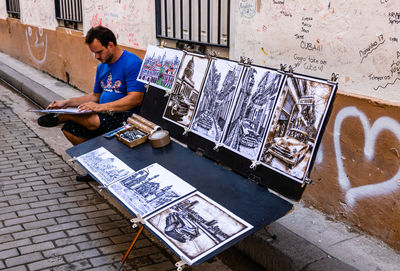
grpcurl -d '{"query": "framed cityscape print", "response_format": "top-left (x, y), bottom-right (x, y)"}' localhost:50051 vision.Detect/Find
top-left (190, 59), bottom-right (244, 143)
top-left (76, 147), bottom-right (135, 186)
top-left (163, 53), bottom-right (210, 128)
top-left (108, 163), bottom-right (196, 217)
top-left (137, 45), bottom-right (184, 91)
top-left (222, 66), bottom-right (284, 161)
top-left (145, 191), bottom-right (253, 265)
top-left (259, 75), bottom-right (336, 182)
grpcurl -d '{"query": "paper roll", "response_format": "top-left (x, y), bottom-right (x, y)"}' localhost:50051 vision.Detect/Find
top-left (148, 130), bottom-right (170, 148)
top-left (131, 114), bottom-right (161, 131)
top-left (126, 118), bottom-right (154, 134)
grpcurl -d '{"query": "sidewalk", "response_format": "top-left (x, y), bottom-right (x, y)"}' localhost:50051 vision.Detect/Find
top-left (1, 51), bottom-right (399, 271)
top-left (0, 93), bottom-right (175, 270)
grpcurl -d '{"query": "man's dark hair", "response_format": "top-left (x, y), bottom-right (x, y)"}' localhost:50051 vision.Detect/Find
top-left (85, 26), bottom-right (117, 47)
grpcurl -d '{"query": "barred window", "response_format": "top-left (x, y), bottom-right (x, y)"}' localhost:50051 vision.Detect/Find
top-left (155, 0), bottom-right (230, 48)
top-left (6, 0), bottom-right (20, 19)
top-left (54, 0), bottom-right (83, 30)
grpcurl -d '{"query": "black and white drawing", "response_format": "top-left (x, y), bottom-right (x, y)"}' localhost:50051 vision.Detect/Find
top-left (146, 192), bottom-right (253, 265)
top-left (190, 59), bottom-right (244, 143)
top-left (163, 53), bottom-right (210, 128)
top-left (108, 163), bottom-right (195, 217)
top-left (260, 75), bottom-right (335, 182)
top-left (137, 45), bottom-right (184, 91)
top-left (222, 67), bottom-right (283, 160)
top-left (76, 147), bottom-right (135, 186)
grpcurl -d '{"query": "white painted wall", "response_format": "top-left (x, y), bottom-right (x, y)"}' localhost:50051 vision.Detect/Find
top-left (83, 0), bottom-right (155, 50)
top-left (232, 0), bottom-right (400, 103)
top-left (20, 0), bottom-right (58, 30)
top-left (0, 1), bottom-right (7, 19)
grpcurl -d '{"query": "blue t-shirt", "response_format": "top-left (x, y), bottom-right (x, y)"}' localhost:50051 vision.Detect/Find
top-left (93, 50), bottom-right (145, 112)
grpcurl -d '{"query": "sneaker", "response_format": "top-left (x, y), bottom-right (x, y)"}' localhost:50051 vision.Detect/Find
top-left (37, 113), bottom-right (59, 127)
top-left (76, 174), bottom-right (95, 182)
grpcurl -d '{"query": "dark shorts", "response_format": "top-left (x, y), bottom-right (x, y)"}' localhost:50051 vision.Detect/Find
top-left (61, 112), bottom-right (131, 139)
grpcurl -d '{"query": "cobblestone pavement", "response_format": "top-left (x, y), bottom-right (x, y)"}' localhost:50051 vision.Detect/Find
top-left (0, 99), bottom-right (177, 271)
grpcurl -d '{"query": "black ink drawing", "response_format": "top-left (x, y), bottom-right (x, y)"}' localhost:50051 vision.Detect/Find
top-left (260, 76), bottom-right (335, 182)
top-left (163, 53), bottom-right (210, 127)
top-left (223, 67), bottom-right (283, 160)
top-left (146, 192), bottom-right (253, 265)
top-left (108, 163), bottom-right (195, 217)
top-left (138, 45), bottom-right (184, 91)
top-left (190, 59), bottom-right (244, 142)
top-left (76, 147), bottom-right (135, 186)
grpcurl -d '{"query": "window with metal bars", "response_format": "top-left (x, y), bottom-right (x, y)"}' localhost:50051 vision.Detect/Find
top-left (54, 0), bottom-right (83, 30)
top-left (6, 0), bottom-right (20, 19)
top-left (155, 0), bottom-right (230, 48)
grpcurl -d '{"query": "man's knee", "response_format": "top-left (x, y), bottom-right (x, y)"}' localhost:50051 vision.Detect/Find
top-left (86, 114), bottom-right (101, 130)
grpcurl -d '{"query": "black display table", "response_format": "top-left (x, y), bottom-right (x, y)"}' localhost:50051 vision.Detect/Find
top-left (67, 135), bottom-right (293, 266)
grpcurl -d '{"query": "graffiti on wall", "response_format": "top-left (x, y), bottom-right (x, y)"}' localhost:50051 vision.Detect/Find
top-left (333, 106), bottom-right (400, 208)
top-left (234, 1), bottom-right (400, 102)
top-left (25, 26), bottom-right (47, 65)
top-left (239, 0), bottom-right (257, 18)
top-left (20, 0), bottom-right (57, 30)
top-left (83, 0), bottom-right (153, 49)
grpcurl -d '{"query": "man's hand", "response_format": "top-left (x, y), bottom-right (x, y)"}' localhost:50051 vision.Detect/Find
top-left (78, 102), bottom-right (105, 112)
top-left (46, 100), bottom-right (68, 110)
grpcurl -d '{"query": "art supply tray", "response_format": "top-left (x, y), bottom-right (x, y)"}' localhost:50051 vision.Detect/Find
top-left (115, 126), bottom-right (149, 148)
top-left (115, 114), bottom-right (161, 148)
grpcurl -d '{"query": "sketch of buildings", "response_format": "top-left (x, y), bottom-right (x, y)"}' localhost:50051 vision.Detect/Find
top-left (190, 59), bottom-right (244, 142)
top-left (163, 53), bottom-right (210, 127)
top-left (138, 45), bottom-right (184, 91)
top-left (146, 192), bottom-right (253, 265)
top-left (259, 76), bottom-right (334, 181)
top-left (76, 147), bottom-right (135, 186)
top-left (108, 163), bottom-right (195, 217)
top-left (223, 67), bottom-right (283, 160)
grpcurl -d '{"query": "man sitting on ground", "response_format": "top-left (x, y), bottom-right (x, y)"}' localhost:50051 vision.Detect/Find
top-left (38, 26), bottom-right (145, 182)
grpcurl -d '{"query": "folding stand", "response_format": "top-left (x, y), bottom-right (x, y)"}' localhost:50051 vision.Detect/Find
top-left (117, 215), bottom-right (190, 271)
top-left (67, 135), bottom-right (292, 268)
top-left (65, 35), bottom-right (341, 268)
top-left (117, 216), bottom-right (145, 271)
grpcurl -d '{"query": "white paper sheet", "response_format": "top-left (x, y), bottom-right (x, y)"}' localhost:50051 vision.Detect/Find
top-left (145, 191), bottom-right (253, 265)
top-left (108, 163), bottom-right (196, 217)
top-left (30, 108), bottom-right (93, 114)
top-left (76, 147), bottom-right (135, 186)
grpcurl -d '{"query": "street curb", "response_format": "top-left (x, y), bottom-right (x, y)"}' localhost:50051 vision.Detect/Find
top-left (0, 61), bottom-right (360, 271)
top-left (235, 223), bottom-right (358, 271)
top-left (0, 63), bottom-right (63, 108)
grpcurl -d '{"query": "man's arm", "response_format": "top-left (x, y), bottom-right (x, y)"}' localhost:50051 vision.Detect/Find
top-left (47, 93), bottom-right (100, 109)
top-left (77, 92), bottom-right (144, 112)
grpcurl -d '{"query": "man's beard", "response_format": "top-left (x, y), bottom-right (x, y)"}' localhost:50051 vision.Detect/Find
top-left (103, 53), bottom-right (114, 64)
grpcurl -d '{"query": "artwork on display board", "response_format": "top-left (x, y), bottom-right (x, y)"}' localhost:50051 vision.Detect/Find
top-left (108, 163), bottom-right (196, 217)
top-left (259, 75), bottom-right (335, 182)
top-left (137, 45), bottom-right (184, 91)
top-left (190, 59), bottom-right (244, 143)
top-left (222, 66), bottom-right (284, 161)
top-left (163, 53), bottom-right (210, 128)
top-left (76, 147), bottom-right (135, 186)
top-left (145, 191), bottom-right (253, 265)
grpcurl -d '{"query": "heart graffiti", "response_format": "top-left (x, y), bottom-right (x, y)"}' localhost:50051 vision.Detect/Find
top-left (334, 106), bottom-right (400, 208)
